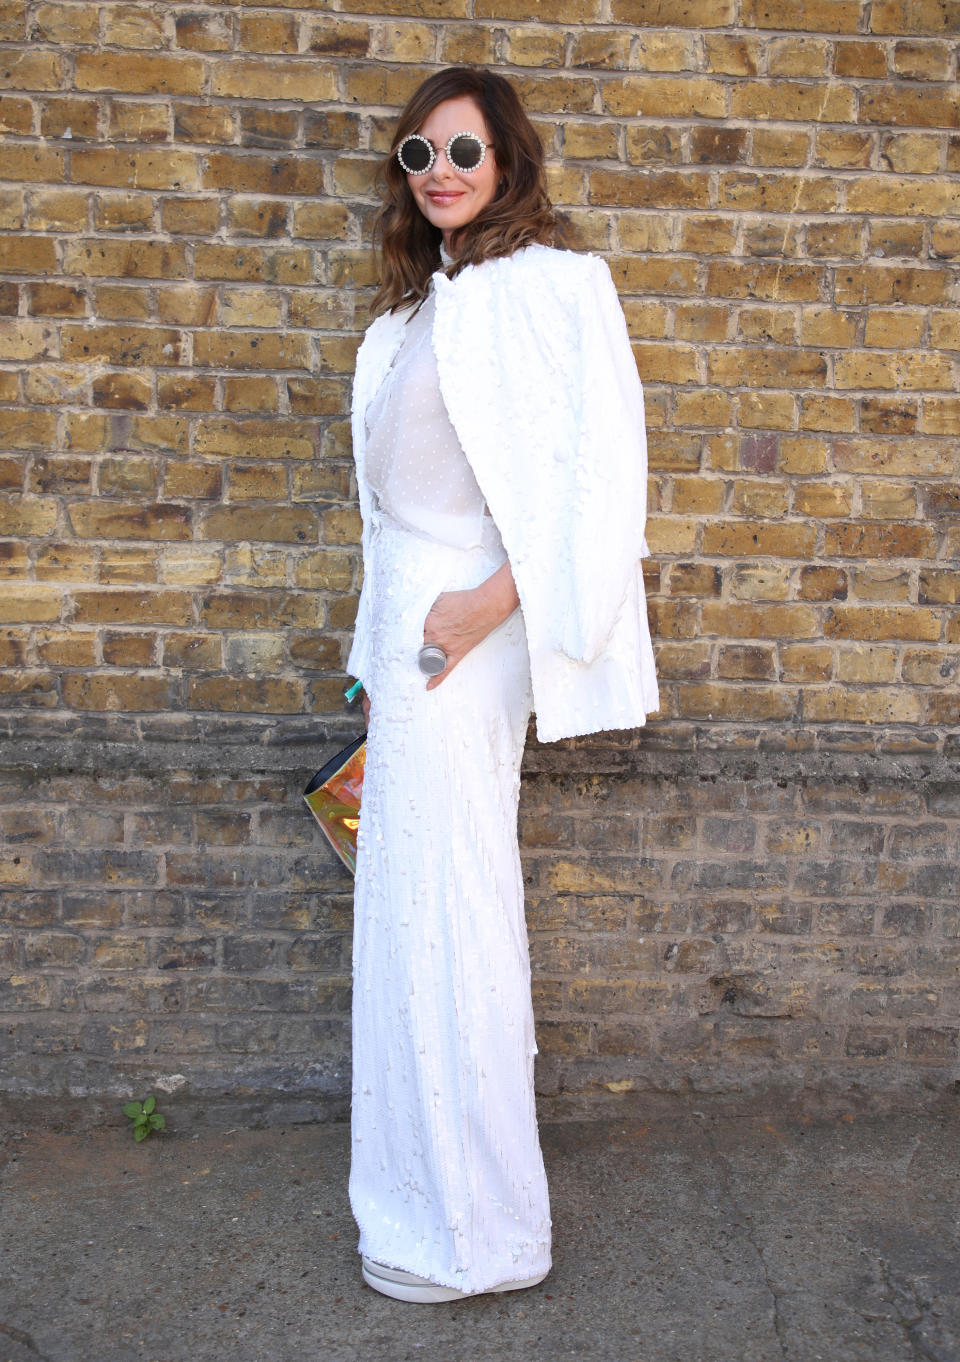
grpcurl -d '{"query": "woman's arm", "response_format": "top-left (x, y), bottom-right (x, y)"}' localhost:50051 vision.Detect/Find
top-left (422, 560), bottom-right (520, 691)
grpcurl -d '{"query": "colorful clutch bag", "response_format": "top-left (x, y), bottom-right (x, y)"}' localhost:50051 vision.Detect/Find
top-left (303, 735), bottom-right (366, 876)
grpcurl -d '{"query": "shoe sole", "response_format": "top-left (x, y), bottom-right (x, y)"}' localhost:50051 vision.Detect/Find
top-left (361, 1258), bottom-right (548, 1304)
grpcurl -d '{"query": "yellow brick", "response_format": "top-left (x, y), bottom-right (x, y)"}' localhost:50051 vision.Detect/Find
top-left (804, 688), bottom-right (924, 725)
top-left (678, 216), bottom-right (737, 255)
top-left (161, 198), bottom-right (220, 236)
top-left (800, 307), bottom-right (858, 348)
top-left (847, 176), bottom-right (960, 217)
top-left (505, 26), bottom-right (565, 67)
top-left (238, 13), bottom-right (298, 52)
top-left (815, 130), bottom-right (875, 169)
top-left (439, 24), bottom-right (496, 65)
top-left (824, 606), bottom-right (940, 642)
top-left (93, 193), bottom-right (154, 232)
top-left (702, 602), bottom-right (818, 638)
top-left (174, 11), bottom-right (232, 52)
top-left (881, 132), bottom-right (941, 175)
top-left (864, 309), bottom-right (925, 348)
top-left (644, 516), bottom-right (698, 554)
top-left (223, 377), bottom-right (280, 414)
top-left (211, 59), bottom-right (337, 103)
top-left (193, 332), bottom-right (311, 372)
top-left (806, 219), bottom-right (863, 258)
top-left (675, 682), bottom-right (796, 722)
top-left (72, 148), bottom-right (199, 192)
top-left (603, 76), bottom-right (727, 119)
top-left (701, 520), bottom-right (816, 558)
top-left (563, 121), bottom-right (620, 161)
top-left (107, 100), bottom-right (169, 143)
top-left (719, 172), bottom-right (838, 213)
top-left (219, 289), bottom-right (285, 329)
top-left (732, 480), bottom-right (789, 518)
top-left (306, 18), bottom-right (371, 57)
top-left (634, 343), bottom-right (700, 384)
top-left (0, 320), bottom-right (56, 361)
top-left (0, 95), bottom-right (31, 134)
top-left (0, 50), bottom-right (64, 92)
top-left (570, 30), bottom-right (631, 69)
top-left (742, 0), bottom-right (862, 31)
top-left (834, 352), bottom-right (953, 392)
top-left (871, 0), bottom-right (960, 33)
top-left (769, 37), bottom-right (832, 76)
top-left (23, 365), bottom-right (89, 406)
top-left (672, 477), bottom-right (725, 515)
top-left (920, 399), bottom-right (960, 436)
top-left (0, 144), bottom-right (65, 184)
top-left (902, 648), bottom-right (959, 686)
top-left (795, 483), bottom-right (852, 517)
top-left (798, 398), bottom-right (856, 434)
top-left (738, 392), bottom-right (798, 430)
top-left (675, 303), bottom-right (729, 342)
top-left (101, 4), bottom-right (166, 47)
top-left (75, 52), bottom-right (204, 95)
top-left (634, 32), bottom-right (699, 71)
top-left (63, 240), bottom-right (189, 280)
top-left (0, 586), bottom-right (63, 623)
top-left (851, 566), bottom-right (911, 602)
top-left (929, 311), bottom-right (960, 350)
top-left (674, 390), bottom-right (734, 427)
top-left (834, 39), bottom-right (888, 76)
top-left (732, 81), bottom-right (854, 122)
top-left (704, 34), bottom-right (760, 74)
top-left (780, 645), bottom-right (833, 682)
top-left (738, 309), bottom-right (797, 346)
top-left (292, 202), bottom-right (352, 240)
top-left (730, 564), bottom-right (793, 601)
top-left (612, 0), bottom-right (736, 23)
top-left (619, 299), bottom-right (670, 338)
top-left (860, 84), bottom-right (960, 130)
top-left (0, 187), bottom-right (24, 229)
top-left (707, 348), bottom-right (827, 390)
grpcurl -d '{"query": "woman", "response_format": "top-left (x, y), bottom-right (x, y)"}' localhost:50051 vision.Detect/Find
top-left (347, 67), bottom-right (658, 1304)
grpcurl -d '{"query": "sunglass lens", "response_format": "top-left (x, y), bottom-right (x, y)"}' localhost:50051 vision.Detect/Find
top-left (448, 135), bottom-right (483, 171)
top-left (398, 136), bottom-right (431, 174)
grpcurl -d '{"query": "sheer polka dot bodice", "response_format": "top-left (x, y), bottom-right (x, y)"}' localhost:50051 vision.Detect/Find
top-left (364, 288), bottom-right (490, 551)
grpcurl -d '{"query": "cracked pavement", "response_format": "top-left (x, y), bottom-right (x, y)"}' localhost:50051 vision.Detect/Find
top-left (0, 1094), bottom-right (957, 1362)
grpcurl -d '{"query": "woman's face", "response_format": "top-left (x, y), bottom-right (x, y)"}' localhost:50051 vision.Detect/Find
top-left (404, 95), bottom-right (500, 249)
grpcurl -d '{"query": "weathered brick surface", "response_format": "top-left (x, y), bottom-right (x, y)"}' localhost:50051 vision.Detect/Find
top-left (1, 5), bottom-right (959, 1103)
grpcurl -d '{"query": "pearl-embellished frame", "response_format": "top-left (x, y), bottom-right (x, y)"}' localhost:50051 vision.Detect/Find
top-left (396, 130), bottom-right (490, 176)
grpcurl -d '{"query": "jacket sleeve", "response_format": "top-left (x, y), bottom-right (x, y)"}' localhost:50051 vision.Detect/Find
top-left (556, 255), bottom-right (650, 666)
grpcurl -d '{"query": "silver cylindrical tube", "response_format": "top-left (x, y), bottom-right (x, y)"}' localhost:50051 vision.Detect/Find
top-left (417, 644), bottom-right (447, 676)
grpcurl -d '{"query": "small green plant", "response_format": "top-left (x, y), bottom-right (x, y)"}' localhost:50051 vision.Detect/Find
top-left (123, 1095), bottom-right (166, 1142)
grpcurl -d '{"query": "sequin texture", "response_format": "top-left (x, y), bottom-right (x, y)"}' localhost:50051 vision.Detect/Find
top-left (348, 275), bottom-right (552, 1295)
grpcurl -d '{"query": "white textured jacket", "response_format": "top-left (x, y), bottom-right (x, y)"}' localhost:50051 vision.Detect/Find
top-left (347, 243), bottom-right (659, 743)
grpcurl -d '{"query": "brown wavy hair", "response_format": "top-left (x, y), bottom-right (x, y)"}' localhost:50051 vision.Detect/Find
top-left (371, 67), bottom-right (556, 316)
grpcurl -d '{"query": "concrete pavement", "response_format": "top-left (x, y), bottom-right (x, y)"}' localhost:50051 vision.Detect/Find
top-left (1, 1093), bottom-right (958, 1362)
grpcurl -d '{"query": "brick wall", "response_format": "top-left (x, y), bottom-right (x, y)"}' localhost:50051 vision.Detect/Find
top-left (1, 1), bottom-right (958, 1107)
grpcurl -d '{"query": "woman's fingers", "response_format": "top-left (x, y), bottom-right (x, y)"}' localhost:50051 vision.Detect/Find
top-left (422, 588), bottom-right (491, 689)
top-left (361, 691), bottom-right (371, 726)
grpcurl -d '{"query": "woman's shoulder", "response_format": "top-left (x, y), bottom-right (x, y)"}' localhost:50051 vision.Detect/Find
top-left (493, 242), bottom-right (608, 288)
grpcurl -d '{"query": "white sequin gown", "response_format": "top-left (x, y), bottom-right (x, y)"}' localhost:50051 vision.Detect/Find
top-left (348, 284), bottom-right (552, 1294)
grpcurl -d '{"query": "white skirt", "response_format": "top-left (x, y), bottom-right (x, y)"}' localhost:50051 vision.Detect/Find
top-left (349, 514), bottom-right (552, 1295)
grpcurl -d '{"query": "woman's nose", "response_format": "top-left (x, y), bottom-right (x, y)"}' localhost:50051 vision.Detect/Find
top-left (430, 148), bottom-right (456, 177)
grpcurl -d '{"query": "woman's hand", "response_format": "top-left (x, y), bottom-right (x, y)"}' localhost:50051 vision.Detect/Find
top-left (361, 690), bottom-right (371, 727)
top-left (422, 561), bottom-right (520, 691)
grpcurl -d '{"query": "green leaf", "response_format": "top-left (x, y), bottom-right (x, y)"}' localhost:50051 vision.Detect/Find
top-left (134, 1124), bottom-right (150, 1141)
top-left (148, 1113), bottom-right (165, 1131)
top-left (143, 1096), bottom-right (156, 1115)
top-left (122, 1102), bottom-right (143, 1119)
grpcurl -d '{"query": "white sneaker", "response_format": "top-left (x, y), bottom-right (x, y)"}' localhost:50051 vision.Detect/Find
top-left (361, 1255), bottom-right (549, 1304)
